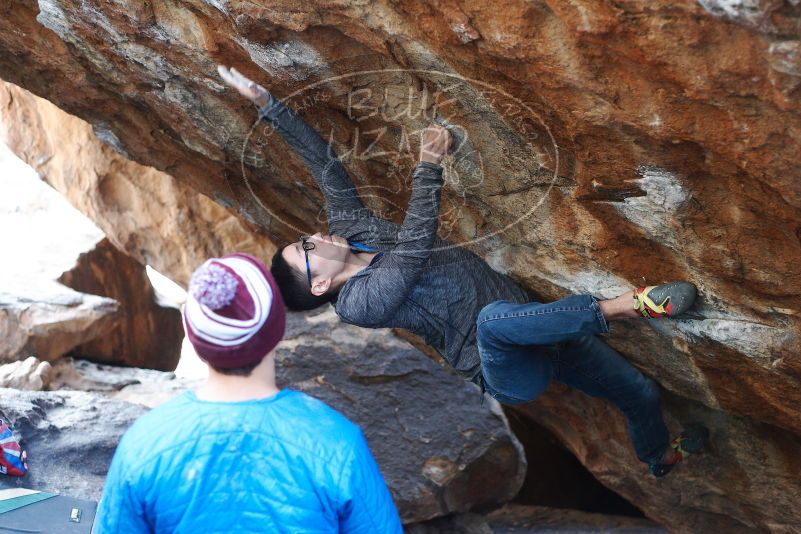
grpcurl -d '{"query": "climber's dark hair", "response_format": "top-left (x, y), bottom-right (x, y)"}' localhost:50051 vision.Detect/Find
top-left (210, 361), bottom-right (260, 377)
top-left (270, 245), bottom-right (336, 311)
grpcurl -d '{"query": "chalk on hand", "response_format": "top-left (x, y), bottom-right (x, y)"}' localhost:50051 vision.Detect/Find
top-left (432, 116), bottom-right (465, 156)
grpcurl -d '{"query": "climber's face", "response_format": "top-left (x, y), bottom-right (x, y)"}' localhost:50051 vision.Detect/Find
top-left (281, 233), bottom-right (351, 295)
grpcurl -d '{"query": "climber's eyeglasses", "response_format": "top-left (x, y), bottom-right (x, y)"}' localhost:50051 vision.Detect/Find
top-left (300, 235), bottom-right (315, 287)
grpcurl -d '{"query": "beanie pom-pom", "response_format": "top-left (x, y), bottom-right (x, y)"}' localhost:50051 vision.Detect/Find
top-left (189, 263), bottom-right (238, 310)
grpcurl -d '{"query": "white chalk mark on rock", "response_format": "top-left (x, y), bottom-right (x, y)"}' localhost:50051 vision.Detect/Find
top-left (611, 165), bottom-right (688, 251)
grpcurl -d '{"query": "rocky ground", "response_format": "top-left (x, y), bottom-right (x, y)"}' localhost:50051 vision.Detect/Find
top-left (3, 309), bottom-right (531, 517)
top-left (411, 505), bottom-right (667, 534)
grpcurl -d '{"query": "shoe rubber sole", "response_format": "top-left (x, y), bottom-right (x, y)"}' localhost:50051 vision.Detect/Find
top-left (636, 281), bottom-right (697, 317)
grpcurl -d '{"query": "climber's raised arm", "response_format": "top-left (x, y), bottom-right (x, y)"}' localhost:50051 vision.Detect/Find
top-left (218, 65), bottom-right (365, 223)
top-left (334, 125), bottom-right (450, 326)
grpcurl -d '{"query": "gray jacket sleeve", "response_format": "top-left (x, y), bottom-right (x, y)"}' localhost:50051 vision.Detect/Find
top-left (335, 161), bottom-right (443, 326)
top-left (258, 96), bottom-right (366, 223)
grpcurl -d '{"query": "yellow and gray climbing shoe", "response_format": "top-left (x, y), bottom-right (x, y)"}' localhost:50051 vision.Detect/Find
top-left (633, 281), bottom-right (697, 318)
top-left (649, 423), bottom-right (709, 477)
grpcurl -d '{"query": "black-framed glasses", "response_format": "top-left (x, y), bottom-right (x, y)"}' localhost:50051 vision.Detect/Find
top-left (300, 235), bottom-right (315, 287)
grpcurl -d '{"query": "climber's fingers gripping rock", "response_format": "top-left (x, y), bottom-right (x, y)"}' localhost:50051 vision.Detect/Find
top-left (217, 65), bottom-right (272, 108)
top-left (420, 124), bottom-right (452, 165)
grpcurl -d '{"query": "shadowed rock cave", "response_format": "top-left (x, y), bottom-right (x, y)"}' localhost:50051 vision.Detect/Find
top-left (504, 409), bottom-right (644, 518)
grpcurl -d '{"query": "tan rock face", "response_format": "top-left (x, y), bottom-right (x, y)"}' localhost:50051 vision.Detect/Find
top-left (0, 357), bottom-right (53, 390)
top-left (0, 83), bottom-right (276, 286)
top-left (1, 1), bottom-right (800, 531)
top-left (0, 281), bottom-right (119, 363)
top-left (0, 80), bottom-right (275, 368)
top-left (0, 132), bottom-right (184, 369)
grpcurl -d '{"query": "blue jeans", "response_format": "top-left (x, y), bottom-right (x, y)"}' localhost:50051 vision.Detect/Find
top-left (476, 294), bottom-right (669, 465)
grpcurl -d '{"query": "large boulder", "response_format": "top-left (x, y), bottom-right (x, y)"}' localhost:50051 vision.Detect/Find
top-left (275, 309), bottom-right (526, 522)
top-left (0, 1), bottom-right (800, 530)
top-left (0, 281), bottom-right (118, 363)
top-left (58, 238), bottom-right (183, 370)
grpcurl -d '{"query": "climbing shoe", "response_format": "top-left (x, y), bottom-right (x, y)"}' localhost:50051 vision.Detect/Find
top-left (633, 281), bottom-right (697, 318)
top-left (0, 417), bottom-right (28, 477)
top-left (649, 423), bottom-right (709, 478)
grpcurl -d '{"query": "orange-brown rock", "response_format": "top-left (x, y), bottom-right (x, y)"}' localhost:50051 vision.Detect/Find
top-left (0, 83), bottom-right (276, 286)
top-left (0, 79), bottom-right (276, 368)
top-left (1, 1), bottom-right (800, 531)
top-left (58, 238), bottom-right (183, 370)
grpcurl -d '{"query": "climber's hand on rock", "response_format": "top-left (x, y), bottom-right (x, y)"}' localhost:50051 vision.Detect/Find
top-left (217, 65), bottom-right (272, 108)
top-left (420, 124), bottom-right (452, 165)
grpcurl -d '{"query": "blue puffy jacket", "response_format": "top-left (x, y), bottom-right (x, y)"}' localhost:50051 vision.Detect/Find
top-left (95, 389), bottom-right (402, 533)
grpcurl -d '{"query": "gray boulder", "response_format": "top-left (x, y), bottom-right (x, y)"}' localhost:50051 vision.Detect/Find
top-left (276, 309), bottom-right (527, 522)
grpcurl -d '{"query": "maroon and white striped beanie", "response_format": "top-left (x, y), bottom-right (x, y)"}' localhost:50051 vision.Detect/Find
top-left (183, 253), bottom-right (286, 369)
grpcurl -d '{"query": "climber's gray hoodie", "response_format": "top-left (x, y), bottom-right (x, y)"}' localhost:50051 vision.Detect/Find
top-left (259, 97), bottom-right (530, 386)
